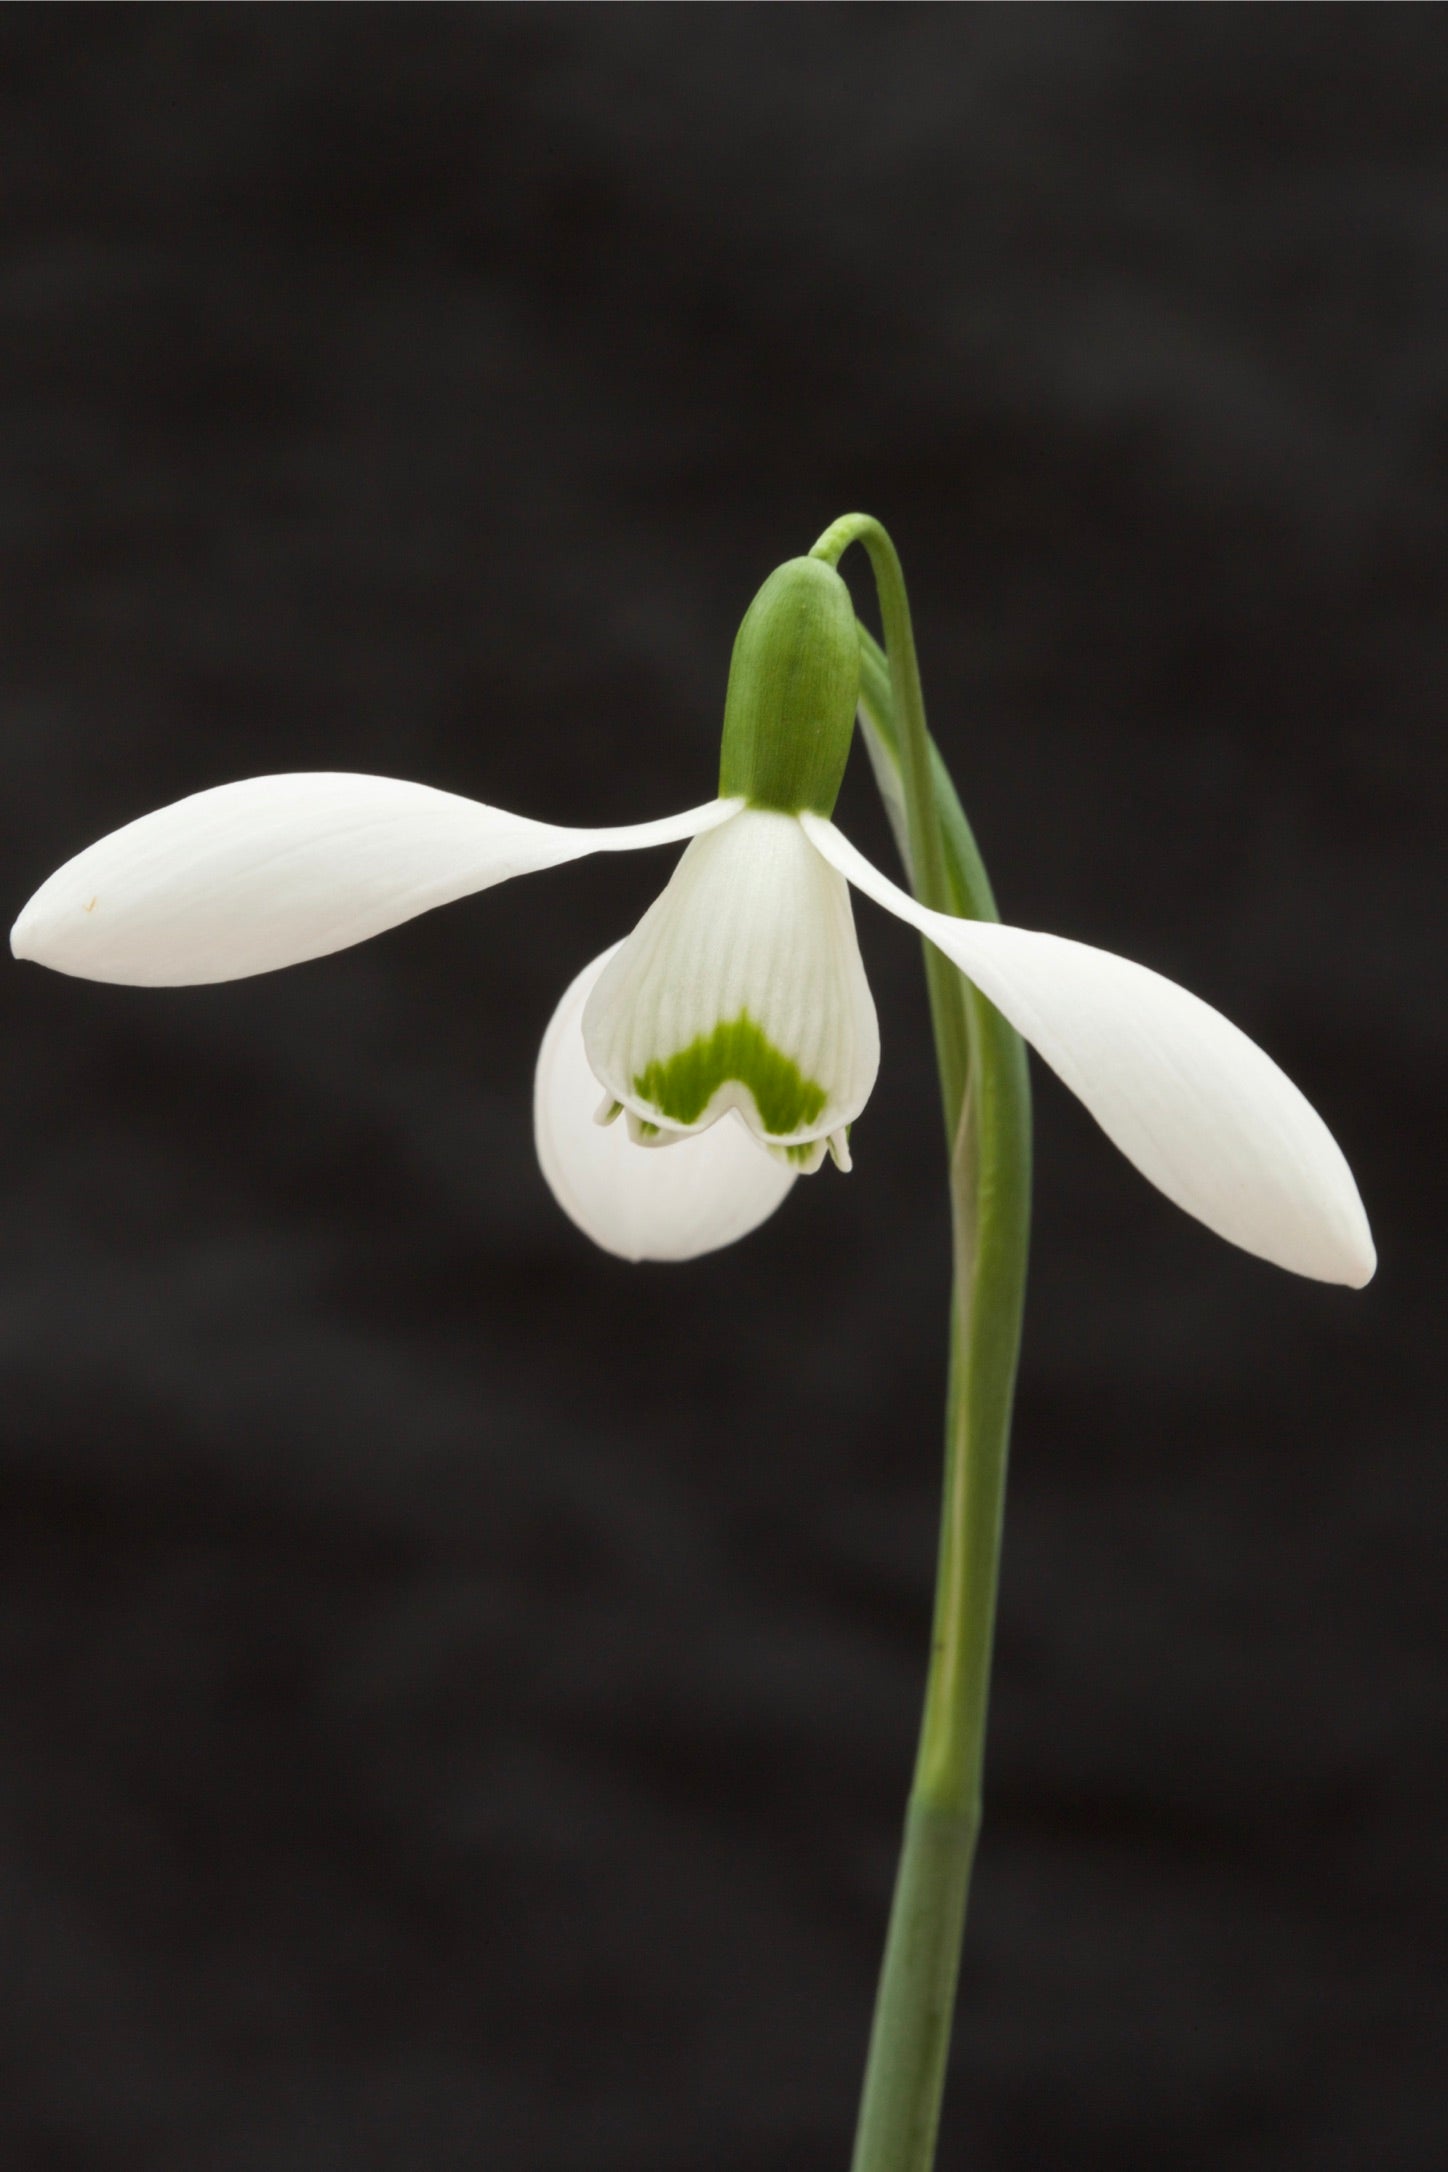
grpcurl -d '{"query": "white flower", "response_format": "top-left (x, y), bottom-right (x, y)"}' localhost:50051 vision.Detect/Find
top-left (11, 766), bottom-right (1374, 1284)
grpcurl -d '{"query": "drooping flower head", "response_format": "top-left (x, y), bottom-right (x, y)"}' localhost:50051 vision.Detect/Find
top-left (584, 558), bottom-right (877, 1177)
top-left (10, 549), bottom-right (1374, 1284)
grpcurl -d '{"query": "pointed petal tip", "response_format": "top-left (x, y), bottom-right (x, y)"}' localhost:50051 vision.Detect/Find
top-left (1272, 1207), bottom-right (1376, 1288)
top-left (1339, 1216), bottom-right (1377, 1290)
top-left (11, 893), bottom-right (58, 967)
top-left (1230, 1143), bottom-right (1376, 1288)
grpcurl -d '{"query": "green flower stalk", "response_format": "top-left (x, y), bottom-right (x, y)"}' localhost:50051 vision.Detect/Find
top-left (813, 515), bottom-right (1031, 2172)
top-left (11, 515), bottom-right (1376, 2165)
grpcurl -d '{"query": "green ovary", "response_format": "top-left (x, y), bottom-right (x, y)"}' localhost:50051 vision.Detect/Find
top-left (633, 1013), bottom-right (828, 1137)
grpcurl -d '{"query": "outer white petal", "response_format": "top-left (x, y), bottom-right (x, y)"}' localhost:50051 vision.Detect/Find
top-left (581, 808), bottom-right (879, 1162)
top-left (10, 775), bottom-right (741, 987)
top-left (804, 815), bottom-right (1375, 1287)
top-left (535, 947), bottom-right (796, 1261)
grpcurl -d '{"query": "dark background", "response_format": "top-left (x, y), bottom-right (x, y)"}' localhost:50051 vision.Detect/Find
top-left (0, 10), bottom-right (1441, 2170)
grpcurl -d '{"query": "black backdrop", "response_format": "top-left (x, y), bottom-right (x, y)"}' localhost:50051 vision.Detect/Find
top-left (1, 11), bottom-right (1442, 2171)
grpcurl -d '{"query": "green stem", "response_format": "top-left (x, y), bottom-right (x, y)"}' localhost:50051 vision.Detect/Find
top-left (809, 518), bottom-right (1032, 2172)
top-left (811, 515), bottom-right (969, 1139)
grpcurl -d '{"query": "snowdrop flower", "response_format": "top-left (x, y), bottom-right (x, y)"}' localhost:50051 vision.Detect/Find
top-left (11, 557), bottom-right (1373, 1284)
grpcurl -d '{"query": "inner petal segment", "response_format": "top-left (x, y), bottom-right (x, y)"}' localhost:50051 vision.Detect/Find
top-left (582, 808), bottom-right (879, 1160)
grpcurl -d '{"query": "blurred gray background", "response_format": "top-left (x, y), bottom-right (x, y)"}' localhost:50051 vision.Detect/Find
top-left (0, 11), bottom-right (1441, 2169)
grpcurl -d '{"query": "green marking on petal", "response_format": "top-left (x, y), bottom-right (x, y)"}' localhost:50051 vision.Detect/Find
top-left (633, 1012), bottom-right (828, 1137)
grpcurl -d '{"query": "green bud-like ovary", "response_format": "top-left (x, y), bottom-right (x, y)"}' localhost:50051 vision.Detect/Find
top-left (716, 557), bottom-right (860, 816)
